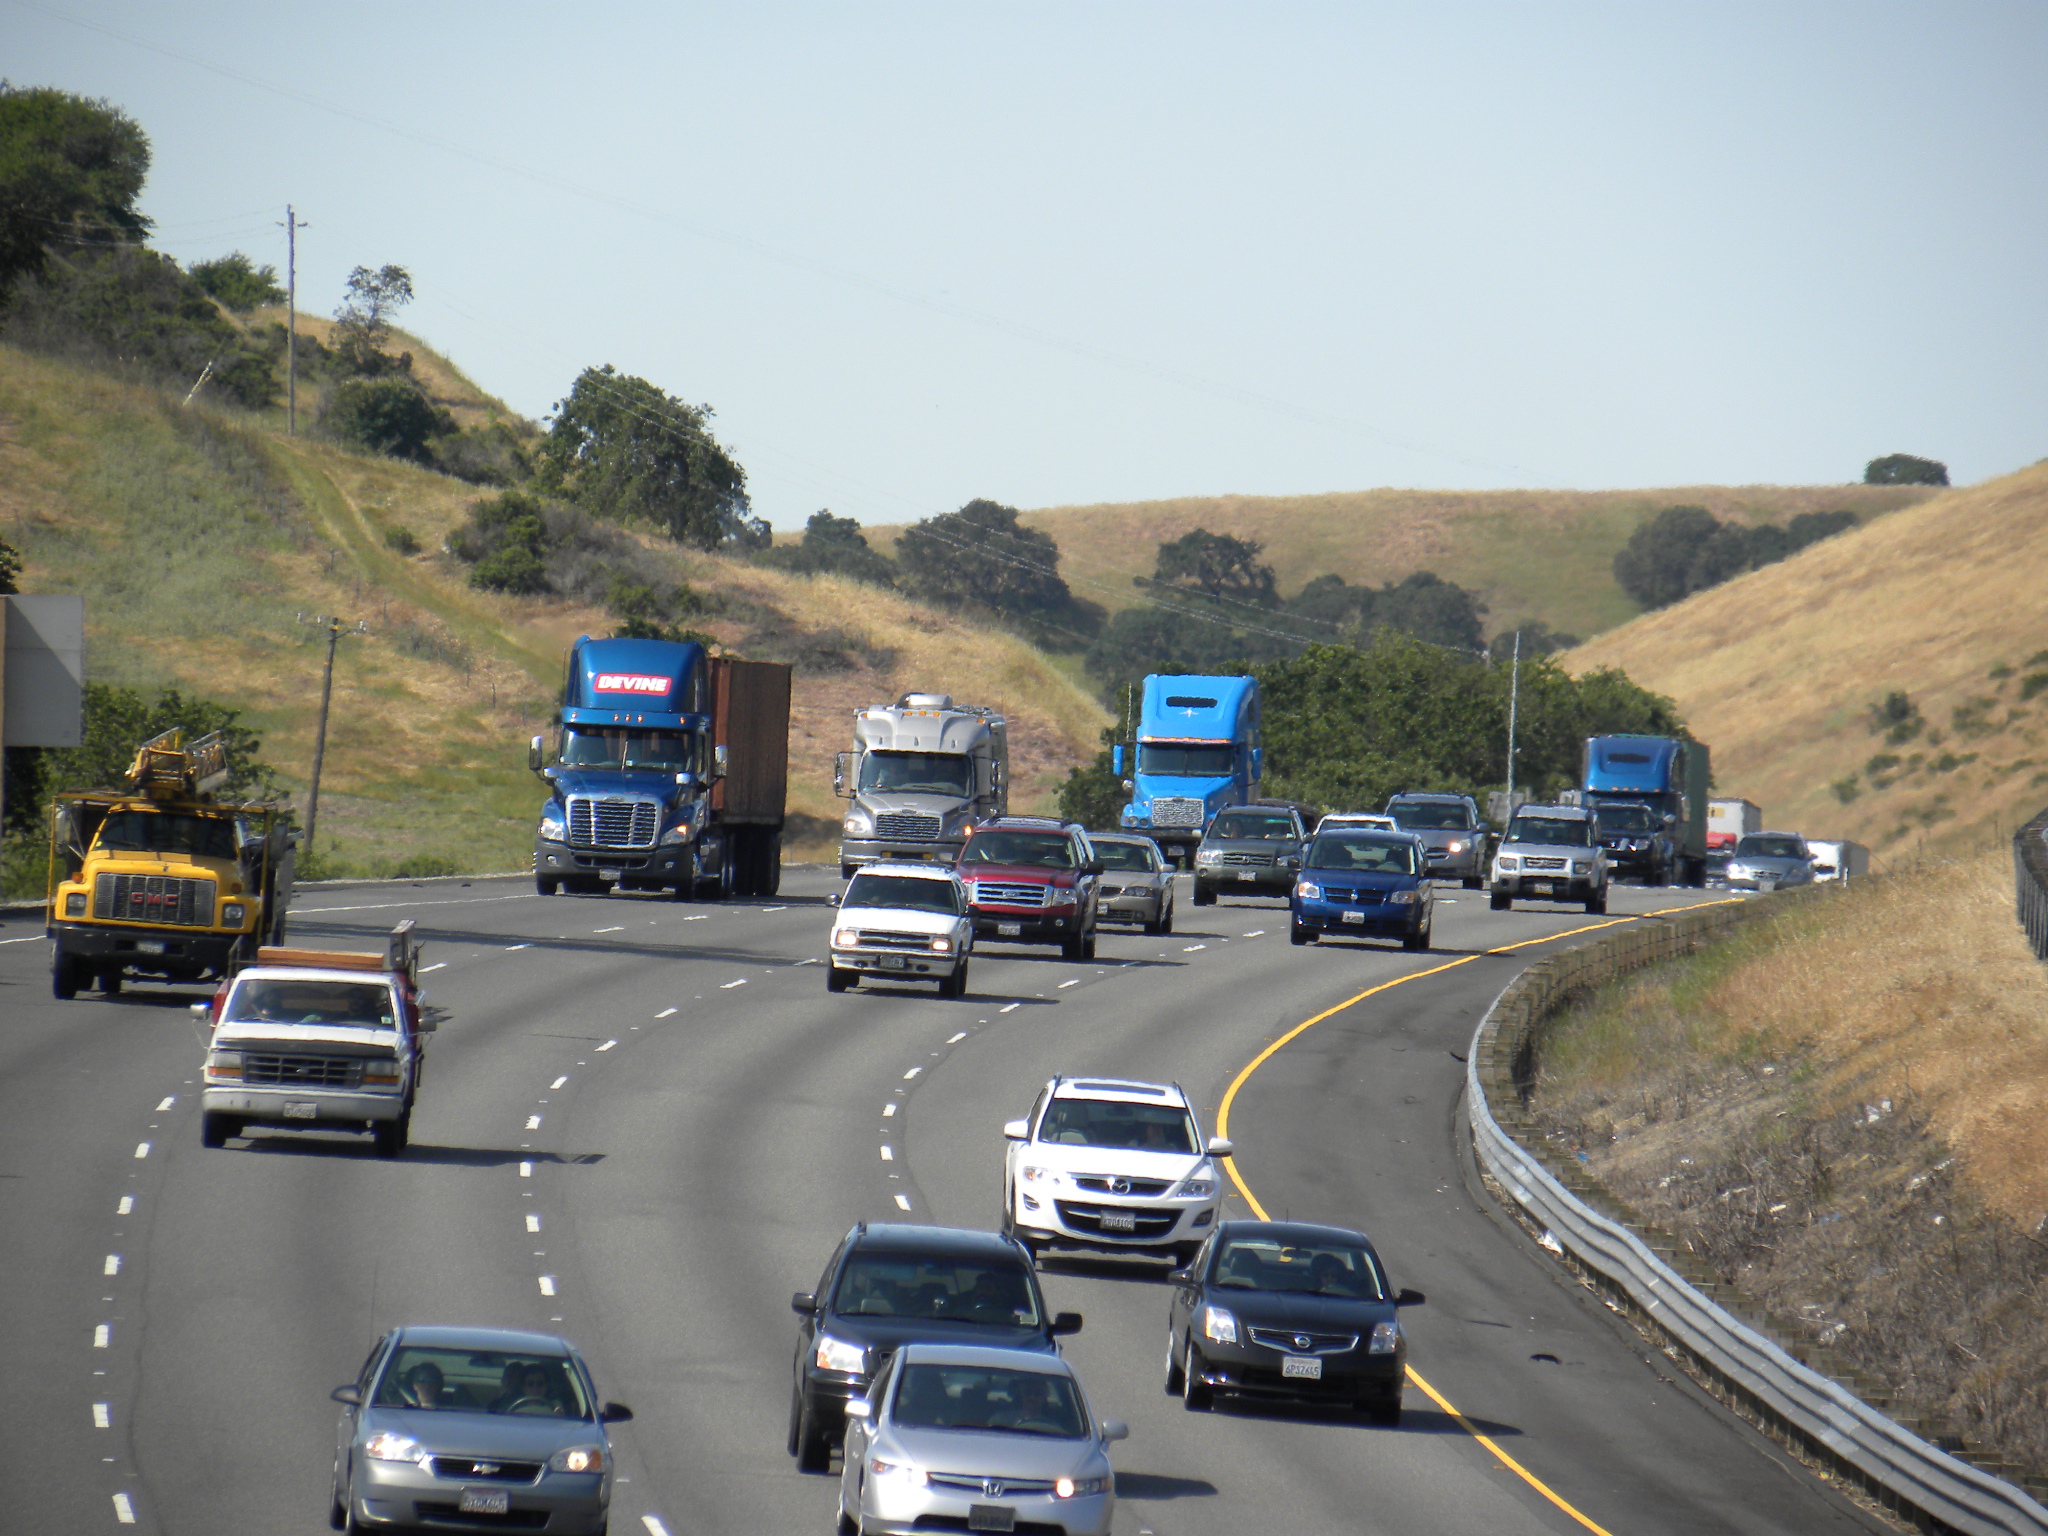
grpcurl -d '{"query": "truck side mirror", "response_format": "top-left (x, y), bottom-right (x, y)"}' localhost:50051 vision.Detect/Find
top-left (1250, 747), bottom-right (1263, 780)
top-left (990, 760), bottom-right (1005, 791)
top-left (528, 735), bottom-right (544, 773)
top-left (712, 744), bottom-right (729, 779)
top-left (1111, 745), bottom-right (1124, 775)
top-left (833, 750), bottom-right (853, 798)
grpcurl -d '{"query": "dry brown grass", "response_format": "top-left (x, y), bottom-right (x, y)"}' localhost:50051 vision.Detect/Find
top-left (1564, 460), bottom-right (2048, 861)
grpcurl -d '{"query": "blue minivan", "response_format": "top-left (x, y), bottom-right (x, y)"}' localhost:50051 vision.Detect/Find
top-left (1289, 830), bottom-right (1434, 950)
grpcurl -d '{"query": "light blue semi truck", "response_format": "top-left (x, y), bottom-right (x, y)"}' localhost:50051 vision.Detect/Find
top-left (1112, 674), bottom-right (1261, 867)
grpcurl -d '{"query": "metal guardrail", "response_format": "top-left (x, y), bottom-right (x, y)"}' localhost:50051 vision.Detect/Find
top-left (1466, 895), bottom-right (2048, 1536)
top-left (2015, 806), bottom-right (2048, 962)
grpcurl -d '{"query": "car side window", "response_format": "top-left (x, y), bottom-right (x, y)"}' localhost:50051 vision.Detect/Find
top-left (357, 1333), bottom-right (391, 1392)
top-left (817, 1240), bottom-right (849, 1314)
top-left (1027, 1086), bottom-right (1051, 1141)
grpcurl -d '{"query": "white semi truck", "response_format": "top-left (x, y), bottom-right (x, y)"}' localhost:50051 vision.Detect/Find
top-left (834, 694), bottom-right (1007, 879)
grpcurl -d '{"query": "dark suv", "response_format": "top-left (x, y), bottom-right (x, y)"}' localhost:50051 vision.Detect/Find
top-left (957, 817), bottom-right (1103, 960)
top-left (1383, 792), bottom-right (1489, 888)
top-left (787, 1223), bottom-right (1082, 1471)
top-left (1191, 803), bottom-right (1307, 905)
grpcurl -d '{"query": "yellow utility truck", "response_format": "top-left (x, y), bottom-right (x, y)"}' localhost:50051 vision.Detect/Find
top-left (46, 729), bottom-right (295, 1000)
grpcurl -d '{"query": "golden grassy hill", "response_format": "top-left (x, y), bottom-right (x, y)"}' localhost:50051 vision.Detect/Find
top-left (863, 484), bottom-right (1934, 645)
top-left (1563, 460), bottom-right (2048, 862)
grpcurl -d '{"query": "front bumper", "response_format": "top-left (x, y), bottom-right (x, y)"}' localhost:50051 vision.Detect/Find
top-left (1492, 870), bottom-right (1598, 900)
top-left (536, 839), bottom-right (689, 887)
top-left (829, 944), bottom-right (965, 981)
top-left (1097, 887), bottom-right (1165, 923)
top-left (1291, 897), bottom-right (1420, 940)
top-left (205, 1086), bottom-right (408, 1127)
top-left (840, 839), bottom-right (965, 867)
top-left (50, 921), bottom-right (241, 978)
top-left (860, 1476), bottom-right (1111, 1536)
top-left (1422, 849), bottom-right (1482, 879)
top-left (971, 907), bottom-right (1084, 943)
top-left (1188, 1338), bottom-right (1404, 1406)
top-left (350, 1460), bottom-right (609, 1534)
top-left (1015, 1190), bottom-right (1216, 1253)
top-left (1193, 864), bottom-right (1293, 896)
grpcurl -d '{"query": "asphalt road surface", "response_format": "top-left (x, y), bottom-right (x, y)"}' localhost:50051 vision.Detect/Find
top-left (0, 869), bottom-right (1891, 1536)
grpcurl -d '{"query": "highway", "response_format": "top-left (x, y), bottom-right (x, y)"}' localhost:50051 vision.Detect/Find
top-left (0, 870), bottom-right (1889, 1535)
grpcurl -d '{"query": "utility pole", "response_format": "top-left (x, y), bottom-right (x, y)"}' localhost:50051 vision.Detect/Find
top-left (1504, 628), bottom-right (1522, 811)
top-left (280, 205), bottom-right (308, 433)
top-left (298, 613), bottom-right (365, 853)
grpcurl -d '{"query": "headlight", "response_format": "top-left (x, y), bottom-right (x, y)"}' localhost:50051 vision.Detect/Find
top-left (362, 1059), bottom-right (403, 1087)
top-left (1021, 1164), bottom-right (1053, 1182)
top-left (1389, 890), bottom-right (1416, 905)
top-left (1045, 886), bottom-right (1077, 906)
top-left (843, 810), bottom-right (874, 836)
top-left (222, 902), bottom-right (248, 927)
top-left (65, 891), bottom-right (87, 917)
top-left (814, 1334), bottom-right (866, 1374)
top-left (1280, 854), bottom-right (1300, 869)
top-left (1170, 1172), bottom-right (1214, 1199)
top-left (1368, 1320), bottom-right (1402, 1355)
top-left (548, 1445), bottom-right (605, 1473)
top-left (1444, 839), bottom-right (1465, 854)
top-left (1194, 849), bottom-right (1223, 865)
top-left (1055, 1474), bottom-right (1109, 1498)
top-left (364, 1431), bottom-right (426, 1462)
top-left (204, 1051), bottom-right (242, 1082)
top-left (832, 927), bottom-right (860, 948)
top-left (1201, 1304), bottom-right (1238, 1344)
top-left (1495, 855), bottom-right (1518, 871)
top-left (870, 1457), bottom-right (926, 1487)
top-left (1726, 863), bottom-right (1751, 879)
top-left (928, 934), bottom-right (953, 953)
top-left (659, 821), bottom-right (693, 846)
top-left (538, 809), bottom-right (567, 842)
top-left (1294, 881), bottom-right (1321, 901)
top-left (1571, 861), bottom-right (1591, 876)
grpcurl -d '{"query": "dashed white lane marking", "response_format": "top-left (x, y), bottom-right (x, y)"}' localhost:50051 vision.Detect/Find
top-left (642, 1516), bottom-right (673, 1536)
top-left (999, 1003), bottom-right (1021, 1014)
top-left (551, 1076), bottom-right (569, 1090)
top-left (104, 1255), bottom-right (120, 1276)
top-left (882, 1104), bottom-right (897, 1117)
top-left (0, 934), bottom-right (47, 944)
top-left (1182, 944), bottom-right (1207, 952)
top-left (1241, 930), bottom-right (1265, 937)
top-left (902, 1067), bottom-right (921, 1080)
top-left (420, 962), bottom-right (448, 974)
top-left (1057, 979), bottom-right (1080, 989)
top-left (527, 1214), bottom-right (542, 1233)
top-left (93, 1403), bottom-right (110, 1428)
top-left (94, 1325), bottom-right (110, 1348)
top-left (880, 1146), bottom-right (894, 1161)
top-left (538, 1276), bottom-right (557, 1296)
top-left (795, 956), bottom-right (819, 965)
top-left (597, 1040), bottom-right (618, 1052)
top-left (655, 1007), bottom-right (678, 1018)
top-left (506, 943), bottom-right (532, 950)
top-left (593, 926), bottom-right (625, 934)
top-left (894, 1193), bottom-right (913, 1210)
top-left (155, 1096), bottom-right (175, 1111)
top-left (762, 906), bottom-right (787, 912)
top-left (133, 1143), bottom-right (150, 1159)
top-left (719, 978), bottom-right (747, 989)
top-left (520, 1161), bottom-right (534, 1178)
top-left (947, 1031), bottom-right (967, 1043)
top-left (116, 1196), bottom-right (133, 1215)
top-left (683, 914), bottom-right (709, 921)
top-left (113, 1492), bottom-right (136, 1524)
top-left (525, 1115), bottom-right (543, 1130)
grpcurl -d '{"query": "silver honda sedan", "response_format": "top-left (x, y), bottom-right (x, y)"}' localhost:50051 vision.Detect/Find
top-left (839, 1343), bottom-right (1126, 1536)
top-left (330, 1324), bottom-right (632, 1534)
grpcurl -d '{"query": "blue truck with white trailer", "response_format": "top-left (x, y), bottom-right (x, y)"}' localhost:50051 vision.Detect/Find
top-left (1113, 674), bottom-right (1261, 867)
top-left (529, 635), bottom-right (790, 899)
top-left (1579, 733), bottom-right (1710, 886)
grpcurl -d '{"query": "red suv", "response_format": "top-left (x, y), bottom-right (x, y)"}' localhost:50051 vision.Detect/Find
top-left (957, 817), bottom-right (1103, 960)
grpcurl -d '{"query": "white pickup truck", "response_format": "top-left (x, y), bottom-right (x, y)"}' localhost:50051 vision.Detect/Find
top-left (196, 922), bottom-right (432, 1157)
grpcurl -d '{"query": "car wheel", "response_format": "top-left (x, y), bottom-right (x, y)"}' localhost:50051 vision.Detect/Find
top-left (1290, 920), bottom-right (1315, 945)
top-left (1192, 882), bottom-right (1215, 907)
top-left (200, 1112), bottom-right (237, 1150)
top-left (372, 1113), bottom-right (408, 1159)
top-left (1365, 1391), bottom-right (1403, 1427)
top-left (795, 1395), bottom-right (832, 1473)
top-left (826, 966), bottom-right (854, 993)
top-left (1060, 931), bottom-right (1085, 961)
top-left (937, 964), bottom-right (962, 1001)
top-left (840, 862), bottom-right (858, 881)
top-left (1462, 874), bottom-right (1483, 890)
top-left (1585, 886), bottom-right (1607, 915)
top-left (1082, 926), bottom-right (1098, 961)
top-left (1405, 921), bottom-right (1431, 952)
top-left (1164, 1328), bottom-right (1185, 1395)
top-left (1181, 1338), bottom-right (1213, 1411)
top-left (536, 873), bottom-right (559, 896)
top-left (1159, 900), bottom-right (1173, 935)
top-left (786, 1375), bottom-right (805, 1456)
top-left (1489, 890), bottom-right (1511, 912)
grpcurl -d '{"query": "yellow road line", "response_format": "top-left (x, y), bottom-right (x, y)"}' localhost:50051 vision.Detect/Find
top-left (1213, 911), bottom-right (1677, 1536)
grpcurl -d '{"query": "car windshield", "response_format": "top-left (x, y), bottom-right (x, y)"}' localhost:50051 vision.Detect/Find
top-left (1038, 1097), bottom-right (1198, 1153)
top-left (1737, 835), bottom-right (1807, 860)
top-left (1211, 1238), bottom-right (1387, 1300)
top-left (889, 1363), bottom-right (1086, 1438)
top-left (832, 1256), bottom-right (1042, 1327)
top-left (1508, 816), bottom-right (1591, 847)
top-left (1389, 802), bottom-right (1471, 830)
top-left (1208, 812), bottom-right (1295, 840)
top-left (1138, 743), bottom-right (1235, 777)
top-left (842, 873), bottom-right (963, 914)
top-left (1091, 841), bottom-right (1159, 872)
top-left (1318, 815), bottom-right (1393, 832)
top-left (374, 1346), bottom-right (591, 1418)
top-left (962, 832), bottom-right (1074, 868)
top-left (94, 810), bottom-right (239, 861)
top-left (1303, 837), bottom-right (1419, 875)
top-left (1595, 804), bottom-right (1661, 832)
top-left (858, 751), bottom-right (973, 798)
top-left (560, 726), bottom-right (699, 772)
top-left (225, 979), bottom-right (398, 1028)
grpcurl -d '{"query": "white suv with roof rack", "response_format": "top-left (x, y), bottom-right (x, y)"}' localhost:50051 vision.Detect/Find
top-left (1001, 1077), bottom-right (1233, 1265)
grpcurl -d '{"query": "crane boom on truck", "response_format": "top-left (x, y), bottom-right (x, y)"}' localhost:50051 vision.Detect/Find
top-left (530, 636), bottom-right (790, 899)
top-left (833, 693), bottom-right (1007, 880)
top-left (46, 729), bottom-right (296, 1000)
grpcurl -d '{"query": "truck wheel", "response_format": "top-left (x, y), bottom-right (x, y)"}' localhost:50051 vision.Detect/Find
top-left (1061, 931), bottom-right (1086, 962)
top-left (1192, 882), bottom-right (1215, 907)
top-left (99, 968), bottom-right (123, 997)
top-left (201, 1112), bottom-right (237, 1149)
top-left (536, 874), bottom-right (560, 897)
top-left (1489, 890), bottom-right (1511, 912)
top-left (372, 1113), bottom-right (409, 1159)
top-left (841, 863), bottom-right (858, 882)
top-left (762, 834), bottom-right (783, 897)
top-left (52, 954), bottom-right (82, 1000)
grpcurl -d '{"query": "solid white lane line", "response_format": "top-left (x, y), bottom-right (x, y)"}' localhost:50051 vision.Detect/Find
top-left (903, 1067), bottom-right (921, 1080)
top-left (94, 1325), bottom-right (110, 1348)
top-left (520, 1162), bottom-right (534, 1178)
top-left (420, 962), bottom-right (448, 973)
top-left (999, 1003), bottom-right (1021, 1014)
top-left (551, 1076), bottom-right (569, 1090)
top-left (112, 1493), bottom-right (135, 1524)
top-left (1057, 979), bottom-right (1080, 989)
top-left (0, 935), bottom-right (47, 944)
top-left (93, 1403), bottom-right (110, 1428)
top-left (116, 1196), bottom-right (133, 1215)
top-left (719, 978), bottom-right (747, 989)
top-left (597, 1040), bottom-right (618, 1051)
top-left (133, 1143), bottom-right (150, 1159)
top-left (642, 1516), bottom-right (673, 1536)
top-left (527, 1214), bottom-right (542, 1233)
top-left (883, 1104), bottom-right (897, 1117)
top-left (104, 1255), bottom-right (120, 1276)
top-left (947, 1032), bottom-right (967, 1043)
top-left (526, 1115), bottom-right (543, 1130)
top-left (894, 1193), bottom-right (912, 1210)
top-left (154, 1096), bottom-right (175, 1111)
top-left (538, 1276), bottom-right (557, 1296)
top-left (655, 1007), bottom-right (678, 1018)
top-left (879, 1146), bottom-right (893, 1161)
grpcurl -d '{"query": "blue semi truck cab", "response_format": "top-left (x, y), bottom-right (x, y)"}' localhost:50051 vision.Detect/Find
top-left (1113, 674), bottom-right (1261, 866)
top-left (1579, 733), bottom-right (1710, 887)
top-left (529, 635), bottom-right (789, 899)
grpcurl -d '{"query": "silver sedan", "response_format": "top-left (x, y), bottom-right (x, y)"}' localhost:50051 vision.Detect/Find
top-left (1088, 833), bottom-right (1176, 935)
top-left (330, 1324), bottom-right (632, 1534)
top-left (838, 1343), bottom-right (1126, 1536)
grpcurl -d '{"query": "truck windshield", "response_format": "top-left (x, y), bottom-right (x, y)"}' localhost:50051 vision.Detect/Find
top-left (95, 810), bottom-right (239, 861)
top-left (1508, 816), bottom-right (1592, 847)
top-left (1138, 743), bottom-right (1235, 777)
top-left (560, 727), bottom-right (698, 771)
top-left (1595, 804), bottom-right (1662, 832)
top-left (226, 980), bottom-right (398, 1028)
top-left (859, 752), bottom-right (972, 797)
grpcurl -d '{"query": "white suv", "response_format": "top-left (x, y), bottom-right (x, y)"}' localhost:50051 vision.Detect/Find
top-left (1002, 1077), bottom-right (1232, 1265)
top-left (828, 863), bottom-right (974, 998)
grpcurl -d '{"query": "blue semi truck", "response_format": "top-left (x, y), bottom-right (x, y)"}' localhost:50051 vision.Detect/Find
top-left (1578, 733), bottom-right (1710, 887)
top-left (529, 635), bottom-right (790, 899)
top-left (1113, 674), bottom-right (1262, 867)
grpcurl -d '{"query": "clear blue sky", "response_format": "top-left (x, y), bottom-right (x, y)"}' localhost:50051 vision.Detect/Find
top-left (10, 1), bottom-right (2045, 528)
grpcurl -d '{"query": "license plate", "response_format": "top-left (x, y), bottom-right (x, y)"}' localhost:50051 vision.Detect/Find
top-left (1341, 910), bottom-right (1364, 924)
top-left (598, 867), bottom-right (622, 880)
top-left (283, 1102), bottom-right (319, 1119)
top-left (880, 954), bottom-right (907, 970)
top-left (968, 1506), bottom-right (1016, 1532)
top-left (460, 1488), bottom-right (511, 1515)
top-left (997, 922), bottom-right (1021, 937)
top-left (137, 939), bottom-right (167, 955)
top-left (1099, 1210), bottom-right (1136, 1233)
top-left (1237, 869), bottom-right (1255, 881)
top-left (1281, 1354), bottom-right (1322, 1379)
top-left (1530, 880), bottom-right (1553, 897)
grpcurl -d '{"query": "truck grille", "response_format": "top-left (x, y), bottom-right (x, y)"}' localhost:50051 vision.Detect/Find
top-left (1247, 1326), bottom-right (1359, 1355)
top-left (94, 873), bottom-right (216, 927)
top-left (241, 1053), bottom-right (366, 1089)
top-left (1221, 851), bottom-right (1275, 867)
top-left (567, 795), bottom-right (660, 850)
top-left (971, 881), bottom-right (1048, 907)
top-left (873, 811), bottom-right (942, 841)
top-left (1150, 797), bottom-right (1206, 828)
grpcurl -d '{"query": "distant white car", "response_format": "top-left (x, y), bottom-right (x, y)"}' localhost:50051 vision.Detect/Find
top-left (1002, 1077), bottom-right (1232, 1265)
top-left (828, 863), bottom-right (974, 998)
top-left (1314, 812), bottom-right (1398, 833)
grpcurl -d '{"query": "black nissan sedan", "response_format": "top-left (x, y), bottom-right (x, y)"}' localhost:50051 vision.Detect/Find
top-left (1165, 1220), bottom-right (1423, 1423)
